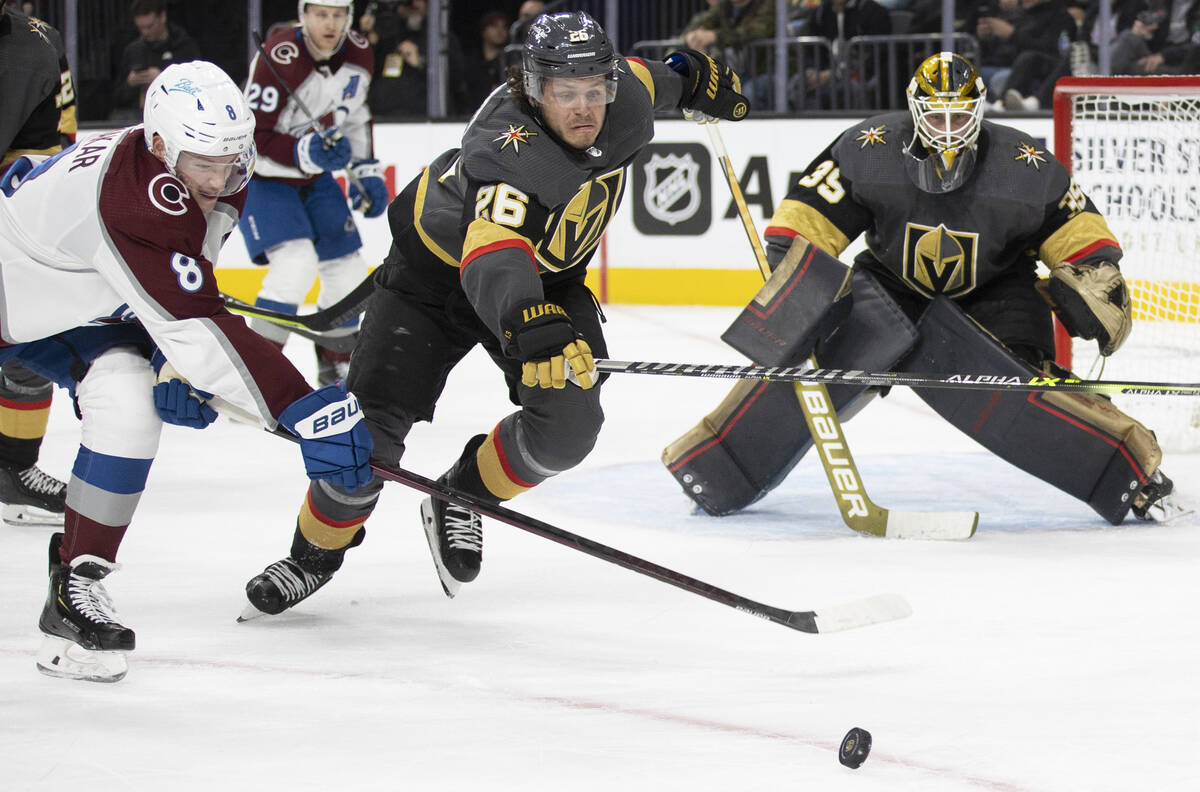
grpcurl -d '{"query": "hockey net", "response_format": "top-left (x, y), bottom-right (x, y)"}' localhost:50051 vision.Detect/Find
top-left (1053, 76), bottom-right (1200, 451)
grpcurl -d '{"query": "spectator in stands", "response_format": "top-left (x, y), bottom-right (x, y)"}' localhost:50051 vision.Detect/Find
top-left (1111, 4), bottom-right (1200, 72)
top-left (111, 0), bottom-right (201, 121)
top-left (975, 0), bottom-right (1075, 101)
top-left (1149, 0), bottom-right (1200, 54)
top-left (366, 0), bottom-right (467, 115)
top-left (682, 0), bottom-right (777, 109)
top-left (368, 25), bottom-right (427, 118)
top-left (797, 0), bottom-right (892, 109)
top-left (461, 11), bottom-right (510, 110)
top-left (510, 0), bottom-right (547, 45)
top-left (358, 0), bottom-right (404, 49)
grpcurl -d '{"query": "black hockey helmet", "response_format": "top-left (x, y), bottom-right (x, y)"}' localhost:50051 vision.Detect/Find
top-left (522, 11), bottom-right (619, 105)
top-left (905, 52), bottom-right (986, 193)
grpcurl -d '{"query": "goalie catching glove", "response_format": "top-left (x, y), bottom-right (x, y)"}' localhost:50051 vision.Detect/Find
top-left (665, 48), bottom-right (749, 122)
top-left (501, 299), bottom-right (596, 390)
top-left (278, 384), bottom-right (374, 492)
top-left (1047, 260), bottom-right (1132, 356)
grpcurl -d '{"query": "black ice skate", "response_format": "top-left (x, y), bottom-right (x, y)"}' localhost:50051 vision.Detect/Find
top-left (1131, 470), bottom-right (1191, 522)
top-left (0, 464), bottom-right (66, 528)
top-left (240, 558), bottom-right (333, 621)
top-left (420, 490), bottom-right (483, 598)
top-left (37, 534), bottom-right (134, 683)
top-left (239, 523), bottom-right (363, 620)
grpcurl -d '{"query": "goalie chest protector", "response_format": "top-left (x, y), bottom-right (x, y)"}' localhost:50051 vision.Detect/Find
top-left (827, 112), bottom-right (1072, 301)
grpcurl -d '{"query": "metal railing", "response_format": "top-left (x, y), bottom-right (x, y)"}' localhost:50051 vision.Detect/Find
top-left (845, 33), bottom-right (982, 111)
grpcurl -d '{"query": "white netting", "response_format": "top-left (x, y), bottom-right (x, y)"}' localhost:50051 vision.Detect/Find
top-left (1062, 86), bottom-right (1200, 451)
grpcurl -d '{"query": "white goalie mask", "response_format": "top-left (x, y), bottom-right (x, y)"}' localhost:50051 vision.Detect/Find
top-left (298, 0), bottom-right (354, 60)
top-left (143, 61), bottom-right (256, 197)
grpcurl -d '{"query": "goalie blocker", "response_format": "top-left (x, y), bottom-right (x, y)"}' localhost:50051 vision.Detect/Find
top-left (664, 267), bottom-right (1163, 525)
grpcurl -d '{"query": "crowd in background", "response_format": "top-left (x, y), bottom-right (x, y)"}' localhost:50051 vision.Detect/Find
top-left (9, 0), bottom-right (1200, 122)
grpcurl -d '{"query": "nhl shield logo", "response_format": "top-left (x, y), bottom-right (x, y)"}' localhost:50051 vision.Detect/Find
top-left (632, 143), bottom-right (711, 236)
top-left (643, 153), bottom-right (701, 226)
top-left (902, 222), bottom-right (979, 297)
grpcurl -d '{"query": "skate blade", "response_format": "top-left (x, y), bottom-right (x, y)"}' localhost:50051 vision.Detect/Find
top-left (2, 503), bottom-right (65, 529)
top-left (36, 635), bottom-right (128, 683)
top-left (420, 499), bottom-right (461, 599)
top-left (1145, 495), bottom-right (1195, 524)
top-left (237, 602), bottom-right (268, 623)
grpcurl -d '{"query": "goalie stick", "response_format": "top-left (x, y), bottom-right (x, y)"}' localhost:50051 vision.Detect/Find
top-left (596, 359), bottom-right (1200, 397)
top-left (265, 431), bottom-right (910, 634)
top-left (705, 123), bottom-right (978, 540)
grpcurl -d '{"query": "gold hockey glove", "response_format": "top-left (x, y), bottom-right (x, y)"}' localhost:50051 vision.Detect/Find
top-left (1047, 261), bottom-right (1132, 356)
top-left (502, 300), bottom-right (597, 390)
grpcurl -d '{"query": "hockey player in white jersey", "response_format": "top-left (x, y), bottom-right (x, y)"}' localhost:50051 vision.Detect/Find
top-left (0, 61), bottom-right (372, 682)
top-left (239, 0), bottom-right (388, 385)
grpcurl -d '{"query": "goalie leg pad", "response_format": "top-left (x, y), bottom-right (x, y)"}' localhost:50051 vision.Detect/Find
top-left (720, 237), bottom-right (853, 366)
top-left (664, 269), bottom-right (918, 515)
top-left (906, 297), bottom-right (1161, 524)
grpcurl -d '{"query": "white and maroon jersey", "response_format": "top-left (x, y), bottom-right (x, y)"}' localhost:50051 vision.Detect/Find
top-left (245, 26), bottom-right (374, 184)
top-left (0, 127), bottom-right (311, 425)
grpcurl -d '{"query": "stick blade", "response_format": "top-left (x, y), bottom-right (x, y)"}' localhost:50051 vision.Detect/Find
top-left (883, 510), bottom-right (979, 540)
top-left (810, 593), bottom-right (913, 633)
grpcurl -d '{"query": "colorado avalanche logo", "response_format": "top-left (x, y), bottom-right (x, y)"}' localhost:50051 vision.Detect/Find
top-left (642, 153), bottom-right (701, 227)
top-left (271, 40), bottom-right (301, 66)
top-left (149, 173), bottom-right (190, 216)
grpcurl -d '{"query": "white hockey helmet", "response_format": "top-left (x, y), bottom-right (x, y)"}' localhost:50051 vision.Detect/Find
top-left (297, 0), bottom-right (354, 59)
top-left (143, 61), bottom-right (256, 196)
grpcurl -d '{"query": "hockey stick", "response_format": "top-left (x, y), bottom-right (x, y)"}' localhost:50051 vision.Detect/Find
top-left (339, 444), bottom-right (912, 633)
top-left (705, 123), bottom-right (978, 540)
top-left (597, 359), bottom-right (1200, 397)
top-left (250, 31), bottom-right (372, 210)
top-left (220, 270), bottom-right (376, 335)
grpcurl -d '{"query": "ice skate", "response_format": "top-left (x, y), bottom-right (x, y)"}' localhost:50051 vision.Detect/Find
top-left (240, 557), bottom-right (333, 621)
top-left (1131, 470), bottom-right (1191, 523)
top-left (37, 535), bottom-right (134, 683)
top-left (0, 465), bottom-right (66, 528)
top-left (420, 490), bottom-right (483, 598)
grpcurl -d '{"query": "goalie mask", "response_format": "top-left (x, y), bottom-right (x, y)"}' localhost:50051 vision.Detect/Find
top-left (522, 11), bottom-right (619, 107)
top-left (905, 52), bottom-right (985, 194)
top-left (298, 0), bottom-right (353, 60)
top-left (143, 61), bottom-right (256, 197)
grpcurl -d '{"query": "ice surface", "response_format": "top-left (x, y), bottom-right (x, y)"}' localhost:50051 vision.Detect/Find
top-left (1, 305), bottom-right (1196, 791)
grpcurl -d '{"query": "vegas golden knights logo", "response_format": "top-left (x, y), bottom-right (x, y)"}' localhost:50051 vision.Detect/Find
top-left (537, 168), bottom-right (625, 272)
top-left (902, 222), bottom-right (979, 298)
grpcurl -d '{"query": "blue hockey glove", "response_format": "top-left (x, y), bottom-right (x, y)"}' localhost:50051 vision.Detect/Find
top-left (150, 350), bottom-right (217, 429)
top-left (278, 384), bottom-right (374, 492)
top-left (295, 130), bottom-right (353, 175)
top-left (348, 159), bottom-right (389, 218)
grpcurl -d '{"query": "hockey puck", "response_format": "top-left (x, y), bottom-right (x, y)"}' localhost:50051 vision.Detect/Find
top-left (838, 727), bottom-right (872, 769)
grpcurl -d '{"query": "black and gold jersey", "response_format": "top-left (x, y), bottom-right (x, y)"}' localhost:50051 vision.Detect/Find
top-left (0, 9), bottom-right (75, 166)
top-left (380, 56), bottom-right (684, 342)
top-left (764, 111), bottom-right (1121, 302)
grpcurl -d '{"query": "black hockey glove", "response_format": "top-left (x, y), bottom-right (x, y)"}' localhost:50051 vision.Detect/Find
top-left (501, 299), bottom-right (596, 390)
top-left (665, 48), bottom-right (750, 122)
top-left (1047, 261), bottom-right (1132, 356)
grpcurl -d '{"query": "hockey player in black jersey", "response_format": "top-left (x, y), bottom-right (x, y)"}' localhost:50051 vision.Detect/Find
top-left (664, 51), bottom-right (1178, 526)
top-left (0, 5), bottom-right (77, 527)
top-left (241, 11), bottom-right (750, 615)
